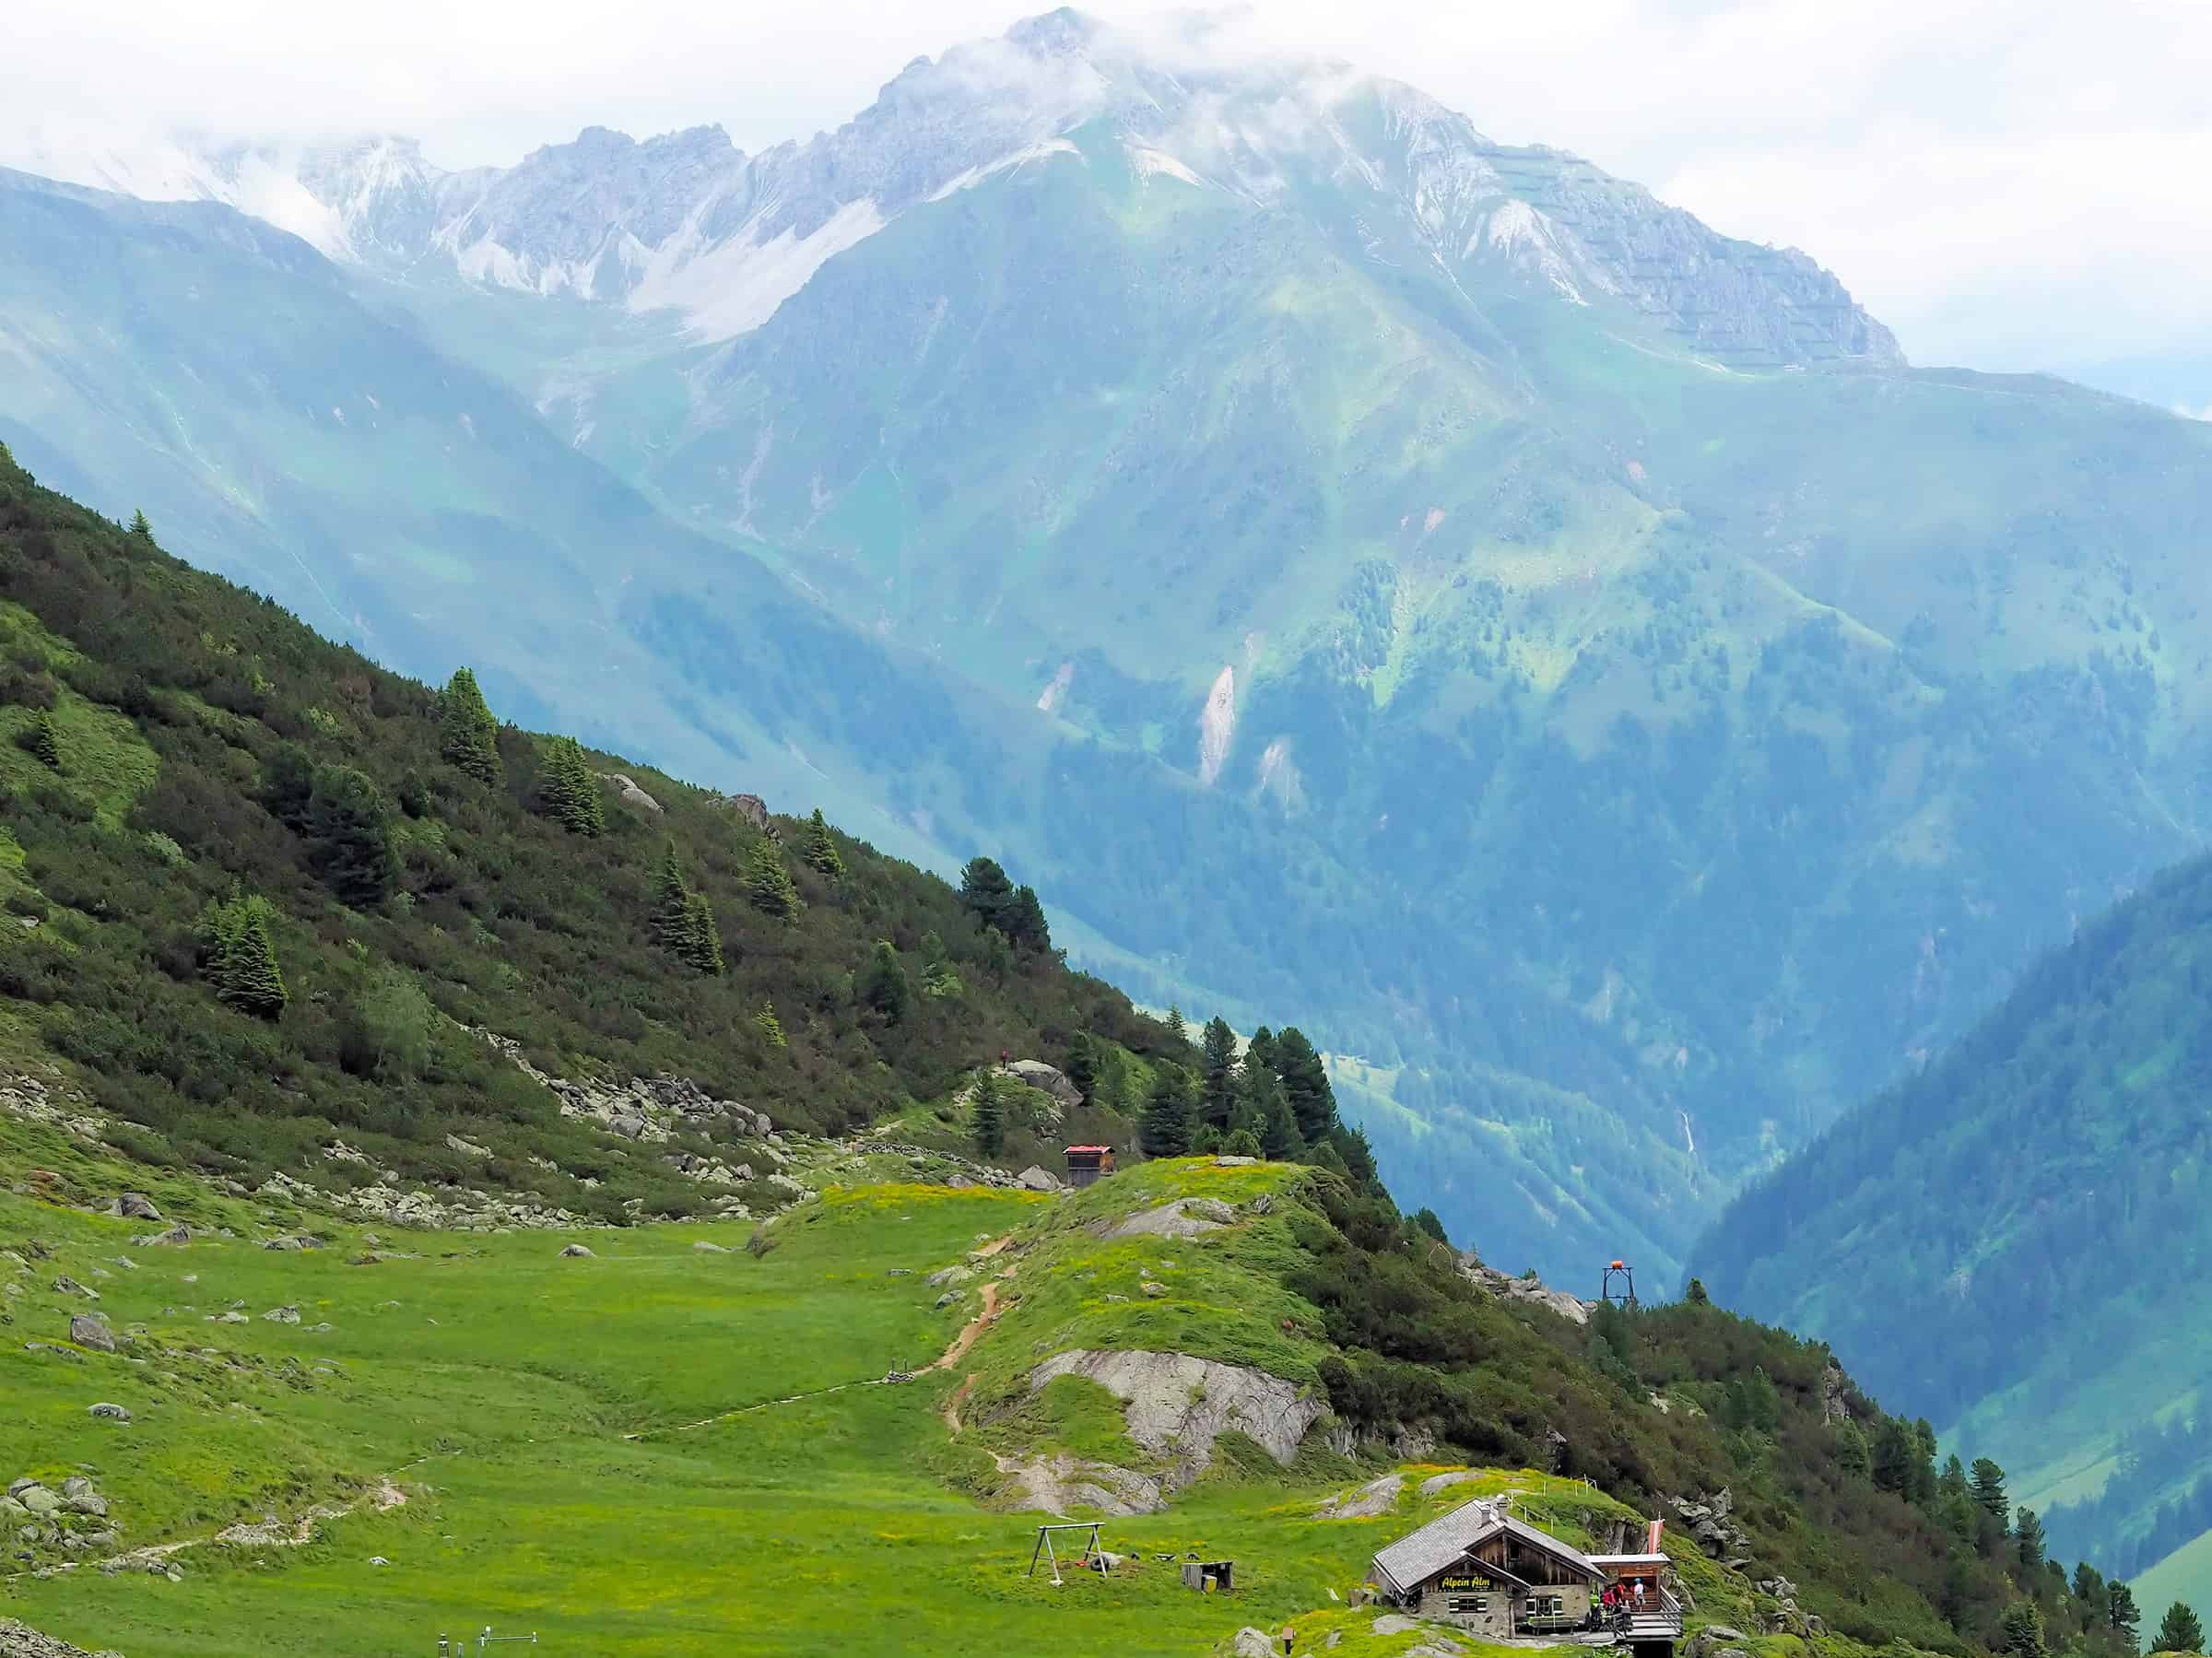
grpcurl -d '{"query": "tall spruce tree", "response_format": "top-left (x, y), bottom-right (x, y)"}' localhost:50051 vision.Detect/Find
top-left (679, 891), bottom-right (725, 975)
top-left (971, 1076), bottom-right (1006, 1156)
top-left (1139, 1067), bottom-right (1196, 1157)
top-left (304, 764), bottom-right (399, 907)
top-left (1007, 885), bottom-right (1051, 951)
top-left (2001, 1602), bottom-right (2047, 1658)
top-left (652, 844), bottom-right (692, 949)
top-left (535, 735), bottom-right (604, 835)
top-left (200, 888), bottom-right (288, 1019)
top-left (1275, 1026), bottom-right (1335, 1141)
top-left (2155, 1603), bottom-right (2204, 1655)
top-left (1971, 1459), bottom-right (2012, 1524)
top-left (800, 808), bottom-right (845, 877)
top-left (746, 839), bottom-right (800, 918)
top-left (2112, 1582), bottom-right (2142, 1648)
top-left (128, 508), bottom-right (154, 541)
top-left (959, 856), bottom-right (1015, 931)
top-left (862, 940), bottom-right (910, 1024)
top-left (21, 709), bottom-right (59, 769)
top-left (438, 667), bottom-right (500, 783)
top-left (1200, 1016), bottom-right (1239, 1125)
top-left (2015, 1508), bottom-right (2045, 1573)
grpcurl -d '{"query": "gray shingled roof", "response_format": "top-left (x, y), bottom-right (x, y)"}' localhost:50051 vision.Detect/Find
top-left (1370, 1498), bottom-right (1603, 1598)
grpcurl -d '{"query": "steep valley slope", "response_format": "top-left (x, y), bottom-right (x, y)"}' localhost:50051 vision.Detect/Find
top-left (1691, 852), bottom-right (2212, 1627)
top-left (9, 12), bottom-right (2212, 1286)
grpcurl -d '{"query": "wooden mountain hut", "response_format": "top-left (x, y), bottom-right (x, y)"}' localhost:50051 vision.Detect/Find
top-left (1369, 1499), bottom-right (1606, 1639)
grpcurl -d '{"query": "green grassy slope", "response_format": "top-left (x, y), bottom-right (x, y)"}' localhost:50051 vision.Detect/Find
top-left (0, 1110), bottom-right (2047, 1656)
top-left (1690, 851), bottom-right (2212, 1611)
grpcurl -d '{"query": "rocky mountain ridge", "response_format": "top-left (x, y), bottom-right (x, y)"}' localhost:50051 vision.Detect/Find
top-left (8, 9), bottom-right (1896, 368)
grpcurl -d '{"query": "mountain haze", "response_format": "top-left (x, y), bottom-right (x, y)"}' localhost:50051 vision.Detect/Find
top-left (6, 10), bottom-right (2212, 1284)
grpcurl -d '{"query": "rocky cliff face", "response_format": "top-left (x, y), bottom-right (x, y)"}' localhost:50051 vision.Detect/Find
top-left (11, 9), bottom-right (1898, 369)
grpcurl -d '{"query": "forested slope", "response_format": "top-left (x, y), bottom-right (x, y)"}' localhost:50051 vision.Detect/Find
top-left (1691, 852), bottom-right (2212, 1607)
top-left (0, 441), bottom-right (1234, 1218)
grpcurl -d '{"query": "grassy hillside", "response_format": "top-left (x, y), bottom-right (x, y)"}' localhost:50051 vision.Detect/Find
top-left (0, 441), bottom-right (1211, 1218)
top-left (0, 1098), bottom-right (2083, 1656)
top-left (1690, 851), bottom-right (2212, 1616)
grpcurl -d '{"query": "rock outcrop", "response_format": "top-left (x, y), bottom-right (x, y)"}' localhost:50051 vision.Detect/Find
top-left (1028, 1348), bottom-right (1324, 1480)
top-left (1105, 1197), bottom-right (1237, 1240)
top-left (1004, 1059), bottom-right (1082, 1111)
top-left (0, 1617), bottom-right (124, 1658)
top-left (1457, 1255), bottom-right (1594, 1325)
top-left (1315, 1471), bottom-right (1404, 1519)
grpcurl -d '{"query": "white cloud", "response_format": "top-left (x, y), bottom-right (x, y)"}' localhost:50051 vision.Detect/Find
top-left (3, 0), bottom-right (2207, 381)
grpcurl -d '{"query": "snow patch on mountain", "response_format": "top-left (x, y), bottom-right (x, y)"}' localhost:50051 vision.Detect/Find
top-left (926, 139), bottom-right (1083, 204)
top-left (1127, 145), bottom-right (1205, 187)
top-left (629, 197), bottom-right (887, 339)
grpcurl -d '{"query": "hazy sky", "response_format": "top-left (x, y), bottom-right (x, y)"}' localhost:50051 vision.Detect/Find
top-left (11, 0), bottom-right (2211, 404)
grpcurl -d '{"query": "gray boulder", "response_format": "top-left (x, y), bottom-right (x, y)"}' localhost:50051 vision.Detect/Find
top-left (67, 1313), bottom-right (114, 1353)
top-left (51, 1276), bottom-right (96, 1299)
top-left (1006, 1059), bottom-right (1082, 1110)
top-left (1233, 1630), bottom-right (1277, 1658)
top-left (1028, 1348), bottom-right (1324, 1479)
top-left (1106, 1198), bottom-right (1231, 1240)
top-left (110, 1193), bottom-right (160, 1220)
top-left (87, 1403), bottom-right (132, 1422)
top-left (1014, 1166), bottom-right (1061, 1193)
top-left (8, 1478), bottom-right (40, 1498)
top-left (559, 1243), bottom-right (594, 1258)
top-left (263, 1234), bottom-right (318, 1252)
top-left (261, 1306), bottom-right (301, 1324)
top-left (18, 1487), bottom-right (60, 1517)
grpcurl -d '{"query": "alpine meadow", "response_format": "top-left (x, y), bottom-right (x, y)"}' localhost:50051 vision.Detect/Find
top-left (1, 6), bottom-right (2210, 1657)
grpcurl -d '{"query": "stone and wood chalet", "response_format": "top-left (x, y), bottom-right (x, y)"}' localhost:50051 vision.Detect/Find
top-left (1370, 1499), bottom-right (1682, 1652)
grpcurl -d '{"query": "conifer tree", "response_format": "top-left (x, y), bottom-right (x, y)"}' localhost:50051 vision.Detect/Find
top-left (754, 1000), bottom-right (786, 1048)
top-left (1259, 1087), bottom-right (1302, 1159)
top-left (972, 1075), bottom-right (1006, 1156)
top-left (1139, 1067), bottom-right (1196, 1157)
top-left (1065, 1032), bottom-right (1100, 1100)
top-left (652, 844), bottom-right (692, 949)
top-left (1275, 1026), bottom-right (1336, 1142)
top-left (304, 763), bottom-right (398, 906)
top-left (128, 508), bottom-right (154, 541)
top-left (2015, 1507), bottom-right (2045, 1574)
top-left (1007, 884), bottom-right (1051, 951)
top-left (1165, 1004), bottom-right (1187, 1045)
top-left (438, 667), bottom-right (501, 783)
top-left (535, 735), bottom-right (603, 836)
top-left (800, 808), bottom-right (844, 877)
top-left (200, 888), bottom-right (288, 1019)
top-left (679, 891), bottom-right (724, 975)
top-left (746, 839), bottom-right (800, 918)
top-left (1200, 1016), bottom-right (1239, 1125)
top-left (2112, 1582), bottom-right (2142, 1648)
top-left (1971, 1459), bottom-right (2011, 1523)
top-left (21, 709), bottom-right (59, 770)
top-left (2001, 1602), bottom-right (2047, 1658)
top-left (2155, 1603), bottom-right (2203, 1655)
top-left (959, 856), bottom-right (1015, 930)
top-left (862, 940), bottom-right (910, 1024)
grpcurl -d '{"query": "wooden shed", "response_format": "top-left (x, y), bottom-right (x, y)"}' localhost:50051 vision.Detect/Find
top-left (1064, 1146), bottom-right (1115, 1188)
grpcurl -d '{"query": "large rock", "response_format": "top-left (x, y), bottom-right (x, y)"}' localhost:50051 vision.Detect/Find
top-left (1106, 1198), bottom-right (1233, 1240)
top-left (998, 1452), bottom-right (1165, 1517)
top-left (1014, 1166), bottom-right (1062, 1193)
top-left (261, 1306), bottom-right (301, 1324)
top-left (67, 1313), bottom-right (113, 1353)
top-left (1315, 1472), bottom-right (1404, 1519)
top-left (1006, 1060), bottom-right (1082, 1110)
top-left (1233, 1629), bottom-right (1277, 1658)
top-left (558, 1243), bottom-right (594, 1258)
top-left (599, 772), bottom-right (664, 814)
top-left (87, 1403), bottom-right (131, 1422)
top-left (108, 1193), bottom-right (159, 1220)
top-left (1456, 1255), bottom-right (1594, 1324)
top-left (1028, 1349), bottom-right (1324, 1479)
top-left (18, 1487), bottom-right (59, 1518)
top-left (0, 1615), bottom-right (125, 1657)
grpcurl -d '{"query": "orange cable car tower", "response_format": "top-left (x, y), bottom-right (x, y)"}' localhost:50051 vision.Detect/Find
top-left (1600, 1259), bottom-right (1637, 1311)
